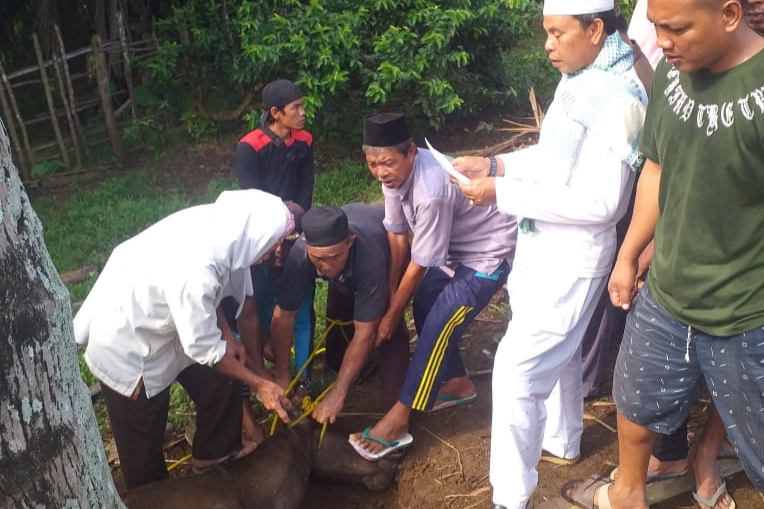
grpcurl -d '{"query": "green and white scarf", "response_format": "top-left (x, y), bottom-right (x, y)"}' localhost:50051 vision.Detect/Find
top-left (520, 33), bottom-right (646, 234)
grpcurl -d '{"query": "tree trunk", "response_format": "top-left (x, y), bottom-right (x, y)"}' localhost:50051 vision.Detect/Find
top-left (0, 118), bottom-right (125, 508)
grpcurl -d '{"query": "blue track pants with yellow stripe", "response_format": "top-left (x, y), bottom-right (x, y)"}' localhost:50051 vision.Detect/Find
top-left (400, 261), bottom-right (509, 411)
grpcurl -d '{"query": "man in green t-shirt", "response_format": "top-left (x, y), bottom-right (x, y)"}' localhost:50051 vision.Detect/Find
top-left (562, 0), bottom-right (764, 508)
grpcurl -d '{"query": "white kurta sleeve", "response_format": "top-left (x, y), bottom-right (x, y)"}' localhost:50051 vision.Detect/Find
top-left (165, 269), bottom-right (228, 366)
top-left (495, 136), bottom-right (630, 226)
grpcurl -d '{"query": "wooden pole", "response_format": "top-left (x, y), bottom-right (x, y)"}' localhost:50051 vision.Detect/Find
top-left (91, 34), bottom-right (123, 160)
top-left (0, 76), bottom-right (29, 180)
top-left (51, 42), bottom-right (82, 167)
top-left (54, 24), bottom-right (89, 153)
top-left (116, 12), bottom-right (135, 120)
top-left (0, 61), bottom-right (36, 168)
top-left (32, 33), bottom-right (71, 168)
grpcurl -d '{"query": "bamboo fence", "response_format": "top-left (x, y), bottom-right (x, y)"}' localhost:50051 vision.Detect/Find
top-left (0, 13), bottom-right (156, 182)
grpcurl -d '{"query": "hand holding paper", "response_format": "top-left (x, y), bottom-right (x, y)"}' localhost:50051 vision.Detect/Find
top-left (425, 138), bottom-right (469, 183)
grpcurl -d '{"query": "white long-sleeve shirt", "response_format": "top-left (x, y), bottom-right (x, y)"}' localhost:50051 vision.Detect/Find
top-left (495, 68), bottom-right (647, 279)
top-left (73, 190), bottom-right (288, 398)
top-left (628, 0), bottom-right (662, 70)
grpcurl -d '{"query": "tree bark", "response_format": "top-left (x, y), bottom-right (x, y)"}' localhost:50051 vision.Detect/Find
top-left (0, 118), bottom-right (125, 508)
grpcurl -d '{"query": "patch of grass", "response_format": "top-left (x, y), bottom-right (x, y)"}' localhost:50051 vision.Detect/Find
top-left (35, 160), bottom-right (379, 281)
top-left (35, 172), bottom-right (196, 274)
top-left (314, 160), bottom-right (382, 206)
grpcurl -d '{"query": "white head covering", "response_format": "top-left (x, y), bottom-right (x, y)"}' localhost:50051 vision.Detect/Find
top-left (543, 0), bottom-right (614, 15)
top-left (212, 189), bottom-right (290, 272)
top-left (73, 189), bottom-right (290, 347)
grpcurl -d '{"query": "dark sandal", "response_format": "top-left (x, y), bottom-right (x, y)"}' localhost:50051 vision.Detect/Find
top-left (561, 474), bottom-right (614, 509)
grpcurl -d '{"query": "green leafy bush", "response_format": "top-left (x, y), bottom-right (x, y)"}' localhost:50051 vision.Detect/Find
top-left (31, 159), bottom-right (66, 179)
top-left (181, 110), bottom-right (218, 140)
top-left (122, 118), bottom-right (169, 152)
top-left (140, 0), bottom-right (538, 129)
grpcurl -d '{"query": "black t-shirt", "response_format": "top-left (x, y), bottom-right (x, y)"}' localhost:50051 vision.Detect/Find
top-left (277, 204), bottom-right (389, 323)
top-left (236, 127), bottom-right (314, 212)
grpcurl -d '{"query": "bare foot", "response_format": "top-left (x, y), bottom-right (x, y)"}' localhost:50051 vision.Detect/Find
top-left (237, 438), bottom-right (259, 458)
top-left (690, 445), bottom-right (735, 509)
top-left (349, 403), bottom-right (410, 455)
top-left (436, 376), bottom-right (476, 400)
top-left (647, 456), bottom-right (689, 477)
top-left (610, 455), bottom-right (688, 482)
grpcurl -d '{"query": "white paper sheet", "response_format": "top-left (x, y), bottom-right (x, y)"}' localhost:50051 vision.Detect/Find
top-left (425, 138), bottom-right (469, 183)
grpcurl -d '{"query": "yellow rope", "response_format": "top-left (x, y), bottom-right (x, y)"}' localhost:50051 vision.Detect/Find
top-left (164, 311), bottom-right (348, 473)
top-left (269, 308), bottom-right (353, 437)
top-left (167, 453), bottom-right (192, 472)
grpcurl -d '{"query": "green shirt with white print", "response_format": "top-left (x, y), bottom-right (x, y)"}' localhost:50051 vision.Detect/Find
top-left (641, 53), bottom-right (764, 336)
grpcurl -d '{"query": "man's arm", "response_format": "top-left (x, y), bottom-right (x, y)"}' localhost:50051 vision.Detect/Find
top-left (236, 296), bottom-right (269, 379)
top-left (312, 320), bottom-right (377, 424)
top-left (609, 158), bottom-right (661, 310)
top-left (376, 258), bottom-right (426, 345)
top-left (235, 142), bottom-right (263, 190)
top-left (167, 275), bottom-right (290, 422)
top-left (270, 305), bottom-right (298, 390)
top-left (213, 348), bottom-right (290, 423)
top-left (386, 231), bottom-right (410, 306)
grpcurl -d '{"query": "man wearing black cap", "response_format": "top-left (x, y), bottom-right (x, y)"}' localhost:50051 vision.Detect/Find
top-left (234, 78), bottom-right (316, 395)
top-left (270, 204), bottom-right (410, 424)
top-left (236, 78), bottom-right (314, 213)
top-left (348, 112), bottom-right (517, 461)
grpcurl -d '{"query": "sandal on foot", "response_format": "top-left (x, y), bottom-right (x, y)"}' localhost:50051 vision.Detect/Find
top-left (348, 426), bottom-right (413, 461)
top-left (540, 450), bottom-right (581, 466)
top-left (561, 474), bottom-right (613, 509)
top-left (430, 392), bottom-right (477, 412)
top-left (692, 480), bottom-right (736, 509)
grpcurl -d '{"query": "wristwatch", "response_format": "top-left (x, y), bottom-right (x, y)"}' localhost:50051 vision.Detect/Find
top-left (488, 156), bottom-right (497, 177)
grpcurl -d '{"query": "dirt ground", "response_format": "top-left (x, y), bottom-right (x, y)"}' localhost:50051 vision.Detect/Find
top-left (294, 299), bottom-right (762, 509)
top-left (94, 130), bottom-right (763, 509)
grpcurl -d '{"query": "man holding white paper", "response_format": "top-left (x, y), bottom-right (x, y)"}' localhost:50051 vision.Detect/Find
top-left (451, 0), bottom-right (647, 506)
top-left (348, 112), bottom-right (517, 461)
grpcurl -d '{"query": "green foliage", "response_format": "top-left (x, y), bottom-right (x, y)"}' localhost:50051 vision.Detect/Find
top-left (78, 350), bottom-right (98, 387)
top-left (122, 118), bottom-right (169, 152)
top-left (503, 47), bottom-right (560, 110)
top-left (181, 110), bottom-right (218, 140)
top-left (620, 0), bottom-right (637, 21)
top-left (140, 0), bottom-right (538, 129)
top-left (31, 159), bottom-right (66, 179)
top-left (168, 382), bottom-right (194, 426)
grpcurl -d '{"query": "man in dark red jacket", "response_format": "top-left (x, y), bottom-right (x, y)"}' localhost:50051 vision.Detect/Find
top-left (236, 79), bottom-right (314, 212)
top-left (233, 79), bottom-right (316, 427)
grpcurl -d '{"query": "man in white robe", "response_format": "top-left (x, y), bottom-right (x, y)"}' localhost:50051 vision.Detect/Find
top-left (74, 189), bottom-right (294, 488)
top-left (451, 0), bottom-right (647, 506)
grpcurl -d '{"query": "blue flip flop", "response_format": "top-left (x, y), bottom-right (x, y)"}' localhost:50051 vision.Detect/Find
top-left (430, 392), bottom-right (477, 412)
top-left (348, 426), bottom-right (413, 461)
